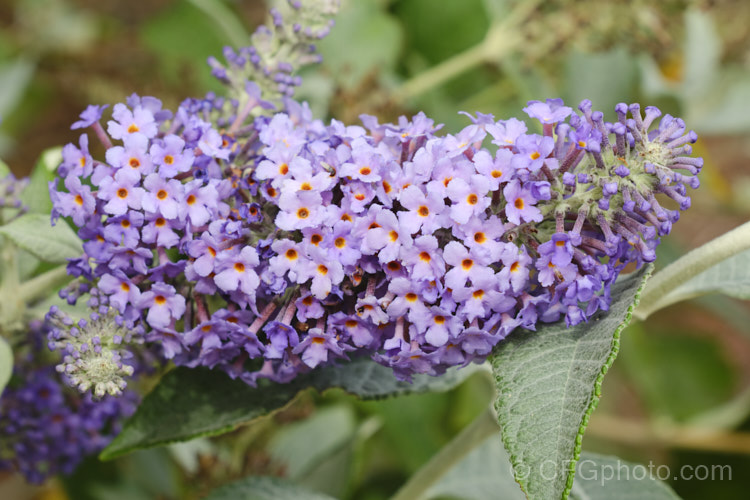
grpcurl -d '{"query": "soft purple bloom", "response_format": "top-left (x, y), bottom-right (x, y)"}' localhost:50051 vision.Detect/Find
top-left (262, 321), bottom-right (299, 359)
top-left (138, 283), bottom-right (186, 329)
top-left (362, 208), bottom-right (412, 263)
top-left (397, 185), bottom-right (446, 234)
top-left (102, 212), bottom-right (144, 248)
top-left (297, 246), bottom-right (345, 299)
top-left (486, 118), bottom-right (527, 147)
top-left (443, 241), bottom-right (492, 290)
top-left (446, 175), bottom-right (490, 224)
top-left (523, 98), bottom-right (573, 124)
top-left (141, 174), bottom-right (184, 219)
top-left (214, 246), bottom-right (261, 296)
top-left (71, 104), bottom-right (109, 130)
top-left (105, 132), bottom-right (154, 180)
top-left (53, 176), bottom-right (95, 226)
top-left (151, 134), bottom-right (194, 178)
top-left (141, 213), bottom-right (180, 248)
top-left (293, 328), bottom-right (349, 368)
top-left (60, 134), bottom-right (93, 177)
top-left (276, 190), bottom-right (325, 231)
top-left (97, 169), bottom-right (145, 216)
top-left (503, 179), bottom-right (543, 225)
top-left (98, 272), bottom-right (141, 313)
top-left (107, 103), bottom-right (158, 140)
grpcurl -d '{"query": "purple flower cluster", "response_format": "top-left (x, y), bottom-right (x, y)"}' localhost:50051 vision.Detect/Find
top-left (0, 323), bottom-right (137, 483)
top-left (50, 94), bottom-right (701, 385)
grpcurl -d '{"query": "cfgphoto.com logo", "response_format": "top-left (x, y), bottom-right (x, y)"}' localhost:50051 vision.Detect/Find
top-left (513, 459), bottom-right (732, 485)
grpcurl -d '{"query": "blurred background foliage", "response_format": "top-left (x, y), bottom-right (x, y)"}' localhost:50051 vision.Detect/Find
top-left (2, 0), bottom-right (750, 499)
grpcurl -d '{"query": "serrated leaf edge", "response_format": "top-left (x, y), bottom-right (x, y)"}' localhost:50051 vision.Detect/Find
top-left (562, 265), bottom-right (653, 499)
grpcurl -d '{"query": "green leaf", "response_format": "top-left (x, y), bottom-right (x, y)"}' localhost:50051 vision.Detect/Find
top-left (424, 432), bottom-right (525, 500)
top-left (139, 2), bottom-right (228, 92)
top-left (100, 359), bottom-right (481, 460)
top-left (0, 58), bottom-right (34, 118)
top-left (490, 266), bottom-right (652, 500)
top-left (268, 406), bottom-right (356, 480)
top-left (186, 0), bottom-right (249, 49)
top-left (20, 147), bottom-right (62, 215)
top-left (652, 248), bottom-right (750, 309)
top-left (0, 214), bottom-right (81, 264)
top-left (0, 337), bottom-right (12, 396)
top-left (571, 452), bottom-right (682, 500)
top-left (317, 0), bottom-right (403, 86)
top-left (562, 47), bottom-right (637, 120)
top-left (203, 476), bottom-right (337, 500)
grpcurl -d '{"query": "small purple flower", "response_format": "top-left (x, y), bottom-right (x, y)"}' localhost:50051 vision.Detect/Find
top-left (503, 180), bottom-right (543, 225)
top-left (276, 190), bottom-right (325, 231)
top-left (138, 283), bottom-right (186, 329)
top-left (105, 133), bottom-right (154, 180)
top-left (523, 98), bottom-right (573, 124)
top-left (97, 170), bottom-right (145, 216)
top-left (293, 328), bottom-right (349, 368)
top-left (141, 173), bottom-right (184, 219)
top-left (397, 185), bottom-right (445, 234)
top-left (71, 104), bottom-right (109, 130)
top-left (297, 246), bottom-right (345, 299)
top-left (54, 176), bottom-right (96, 226)
top-left (98, 272), bottom-right (141, 313)
top-left (108, 103), bottom-right (158, 140)
top-left (103, 211), bottom-right (144, 248)
top-left (486, 118), bottom-right (527, 147)
top-left (60, 134), bottom-right (93, 177)
top-left (151, 134), bottom-right (195, 178)
top-left (141, 213), bottom-right (180, 248)
top-left (183, 180), bottom-right (222, 226)
top-left (214, 246), bottom-right (261, 297)
top-left (446, 175), bottom-right (490, 224)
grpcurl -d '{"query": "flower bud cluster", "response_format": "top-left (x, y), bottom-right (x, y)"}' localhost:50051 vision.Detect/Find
top-left (46, 305), bottom-right (143, 397)
top-left (208, 0), bottom-right (339, 106)
top-left (0, 322), bottom-right (137, 483)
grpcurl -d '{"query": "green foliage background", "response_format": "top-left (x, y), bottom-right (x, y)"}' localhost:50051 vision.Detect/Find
top-left (2, 1), bottom-right (750, 499)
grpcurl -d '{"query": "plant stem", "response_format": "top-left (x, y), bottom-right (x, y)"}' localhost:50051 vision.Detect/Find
top-left (634, 220), bottom-right (750, 320)
top-left (18, 265), bottom-right (71, 306)
top-left (588, 413), bottom-right (750, 455)
top-left (391, 407), bottom-right (500, 500)
top-left (395, 43), bottom-right (490, 103)
top-left (393, 0), bottom-right (542, 103)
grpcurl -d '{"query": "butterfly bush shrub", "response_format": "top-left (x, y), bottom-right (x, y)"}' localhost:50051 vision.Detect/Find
top-left (1, 0), bottom-right (708, 491)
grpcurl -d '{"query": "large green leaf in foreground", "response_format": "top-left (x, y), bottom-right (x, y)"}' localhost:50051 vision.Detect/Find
top-left (203, 476), bottom-right (337, 500)
top-left (101, 358), bottom-right (482, 460)
top-left (0, 213), bottom-right (81, 264)
top-left (424, 432), bottom-right (680, 500)
top-left (490, 265), bottom-right (652, 500)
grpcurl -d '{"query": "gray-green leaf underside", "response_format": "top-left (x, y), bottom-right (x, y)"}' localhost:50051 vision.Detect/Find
top-left (490, 265), bottom-right (652, 500)
top-left (0, 214), bottom-right (81, 264)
